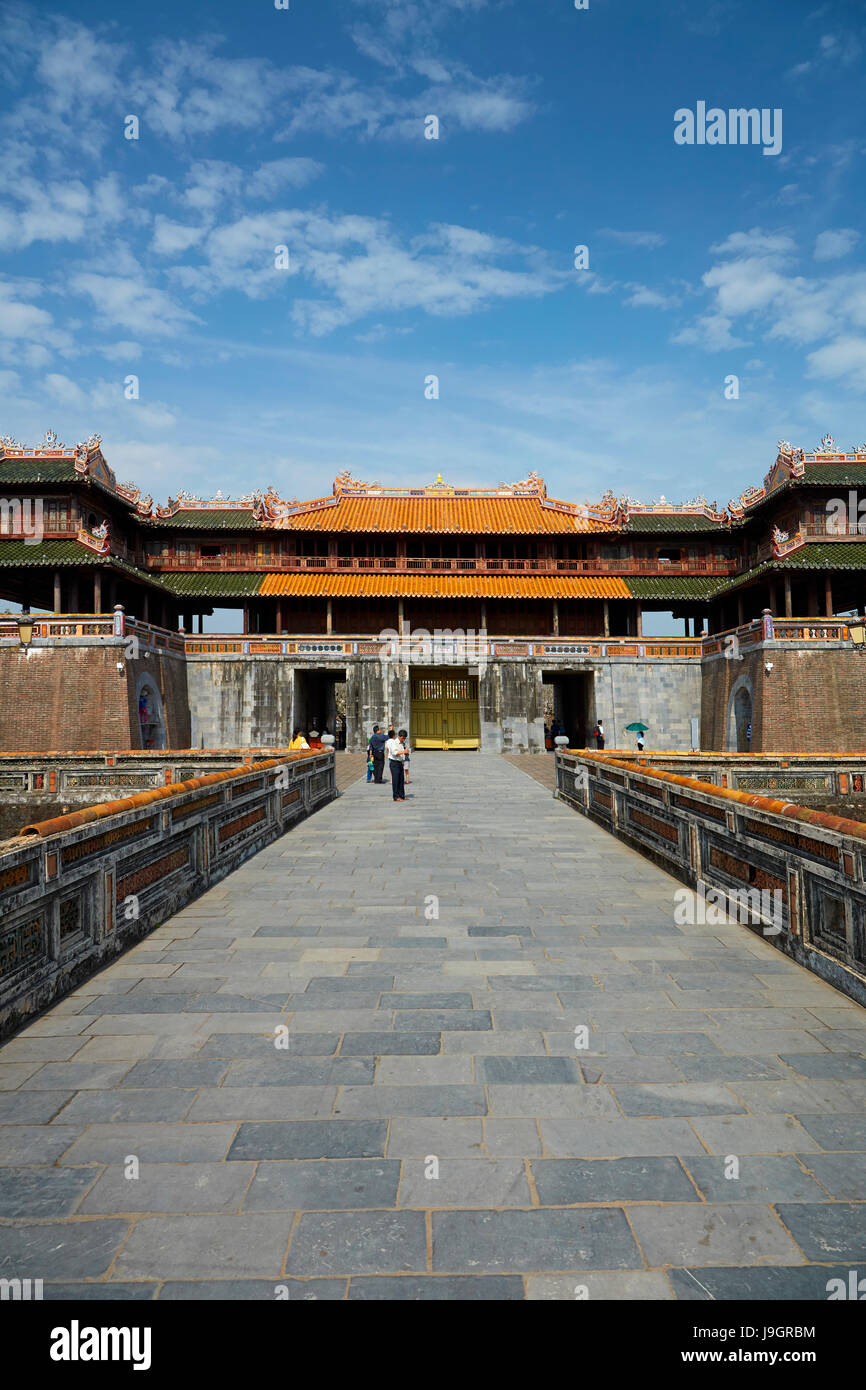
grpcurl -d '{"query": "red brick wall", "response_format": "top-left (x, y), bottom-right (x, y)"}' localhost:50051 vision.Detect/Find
top-left (0, 648), bottom-right (190, 751)
top-left (701, 647), bottom-right (866, 752)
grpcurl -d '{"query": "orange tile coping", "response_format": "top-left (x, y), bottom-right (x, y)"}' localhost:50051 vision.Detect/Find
top-left (260, 572), bottom-right (630, 599)
top-left (565, 750), bottom-right (866, 843)
top-left (18, 750), bottom-right (330, 839)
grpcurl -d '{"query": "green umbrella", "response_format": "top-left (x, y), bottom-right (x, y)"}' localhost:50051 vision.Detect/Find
top-left (625, 722), bottom-right (649, 732)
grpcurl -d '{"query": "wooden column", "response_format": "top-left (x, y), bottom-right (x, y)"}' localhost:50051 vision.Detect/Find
top-left (480, 601), bottom-right (486, 632)
top-left (737, 596), bottom-right (744, 626)
top-left (784, 574), bottom-right (792, 617)
top-left (243, 605), bottom-right (249, 634)
top-left (602, 599), bottom-right (610, 637)
top-left (398, 597), bottom-right (405, 636)
top-left (825, 573), bottom-right (833, 617)
top-left (53, 570), bottom-right (62, 614)
top-left (635, 603), bottom-right (642, 638)
top-left (276, 601), bottom-right (282, 636)
top-left (326, 598), bottom-right (333, 635)
top-left (93, 570), bottom-right (102, 614)
top-left (552, 600), bottom-right (559, 636)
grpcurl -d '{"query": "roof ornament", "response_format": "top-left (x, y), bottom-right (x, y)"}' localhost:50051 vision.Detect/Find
top-left (334, 468), bottom-right (369, 492)
top-left (40, 429), bottom-right (62, 450)
top-left (815, 432), bottom-right (837, 454)
top-left (851, 444), bottom-right (866, 456)
top-left (0, 434), bottom-right (23, 450)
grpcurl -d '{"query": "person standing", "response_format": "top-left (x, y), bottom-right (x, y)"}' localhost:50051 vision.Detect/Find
top-left (400, 729), bottom-right (411, 786)
top-left (368, 724), bottom-right (387, 783)
top-left (385, 728), bottom-right (407, 801)
top-left (636, 731), bottom-right (645, 752)
top-left (593, 718), bottom-right (605, 750)
top-left (289, 729), bottom-right (309, 750)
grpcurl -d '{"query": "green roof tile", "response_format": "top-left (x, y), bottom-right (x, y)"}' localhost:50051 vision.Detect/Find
top-left (625, 575), bottom-right (722, 599)
top-left (624, 514), bottom-right (725, 533)
top-left (158, 572), bottom-right (265, 597)
top-left (145, 509), bottom-right (260, 530)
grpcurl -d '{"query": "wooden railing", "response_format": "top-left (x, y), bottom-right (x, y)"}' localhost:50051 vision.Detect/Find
top-left (143, 553), bottom-right (737, 576)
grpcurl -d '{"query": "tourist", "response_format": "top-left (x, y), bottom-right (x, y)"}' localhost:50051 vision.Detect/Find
top-left (593, 718), bottom-right (605, 750)
top-left (289, 729), bottom-right (309, 750)
top-left (401, 729), bottom-right (411, 786)
top-left (385, 728), bottom-right (407, 801)
top-left (636, 731), bottom-right (646, 752)
top-left (368, 724), bottom-right (387, 783)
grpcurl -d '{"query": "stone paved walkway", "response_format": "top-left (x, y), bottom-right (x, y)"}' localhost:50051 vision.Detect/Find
top-left (2, 754), bottom-right (866, 1300)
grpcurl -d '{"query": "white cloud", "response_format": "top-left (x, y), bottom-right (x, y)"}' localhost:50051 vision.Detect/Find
top-left (599, 229), bottom-right (666, 249)
top-left (623, 283), bottom-right (679, 309)
top-left (151, 216), bottom-right (206, 257)
top-left (673, 313), bottom-right (747, 352)
top-left (814, 228), bottom-right (859, 261)
top-left (806, 336), bottom-right (866, 389)
top-left (68, 271), bottom-right (199, 336)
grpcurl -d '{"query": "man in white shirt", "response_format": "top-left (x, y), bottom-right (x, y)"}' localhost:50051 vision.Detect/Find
top-left (385, 729), bottom-right (407, 802)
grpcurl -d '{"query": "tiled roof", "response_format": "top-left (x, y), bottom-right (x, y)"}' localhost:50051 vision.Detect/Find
top-left (625, 575), bottom-right (722, 600)
top-left (277, 495), bottom-right (609, 535)
top-left (158, 572), bottom-right (266, 597)
top-left (709, 544), bottom-right (866, 596)
top-left (624, 515), bottom-right (725, 533)
top-left (147, 509), bottom-right (260, 530)
top-left (259, 573), bottom-right (630, 599)
top-left (0, 539), bottom-right (174, 590)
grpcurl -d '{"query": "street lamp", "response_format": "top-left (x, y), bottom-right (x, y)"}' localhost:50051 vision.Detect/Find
top-left (17, 613), bottom-right (35, 649)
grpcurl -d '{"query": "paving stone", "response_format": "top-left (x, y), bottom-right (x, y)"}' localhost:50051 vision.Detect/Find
top-left (0, 1091), bottom-right (75, 1123)
top-left (20, 1062), bottom-right (135, 1090)
top-left (540, 1118), bottom-right (708, 1157)
top-left (183, 994), bottom-right (290, 1013)
top-left (689, 1116), bottom-right (822, 1154)
top-left (41, 1283), bottom-right (158, 1300)
top-left (627, 1032), bottom-right (722, 1056)
top-left (49, 1090), bottom-right (196, 1124)
top-left (398, 1157), bottom-right (530, 1207)
top-left (117, 1059), bottom-right (229, 1088)
top-left (386, 1118), bottom-right (484, 1158)
top-left (223, 1058), bottom-right (374, 1086)
top-left (348, 1275), bottom-right (524, 1298)
top-left (526, 1272), bottom-right (674, 1300)
top-left (382, 993), bottom-right (473, 1009)
top-left (287, 1211), bottom-right (427, 1275)
top-left (59, 1122), bottom-right (238, 1164)
top-left (228, 1120), bottom-right (388, 1160)
top-left (683, 1155), bottom-right (827, 1203)
top-left (115, 1215), bottom-right (295, 1278)
top-left (794, 1115), bottom-right (866, 1150)
top-left (186, 1087), bottom-right (338, 1121)
top-left (478, 1057), bottom-right (582, 1085)
top-left (628, 1203), bottom-right (803, 1266)
top-left (0, 1125), bottom-right (80, 1165)
top-left (159, 1279), bottom-right (346, 1299)
top-left (611, 1083), bottom-right (746, 1117)
top-left (340, 1034), bottom-right (441, 1056)
top-left (775, 1203), bottom-right (866, 1261)
top-left (531, 1157), bottom-right (699, 1205)
top-left (668, 1264), bottom-right (866, 1300)
top-left (393, 1011), bottom-right (491, 1032)
top-left (375, 1057), bottom-right (473, 1085)
top-left (76, 1162), bottom-right (255, 1215)
top-left (200, 1033), bottom-right (341, 1058)
top-left (244, 1159), bottom-right (399, 1211)
top-left (0, 1167), bottom-right (98, 1217)
top-left (335, 1084), bottom-right (487, 1117)
top-left (77, 995), bottom-right (198, 1013)
top-left (779, 1053), bottom-right (866, 1079)
top-left (443, 1030), bottom-right (545, 1055)
top-left (484, 1118), bottom-right (542, 1156)
top-left (674, 1055), bottom-right (790, 1081)
top-left (432, 1208), bottom-right (640, 1272)
top-left (0, 1220), bottom-right (129, 1277)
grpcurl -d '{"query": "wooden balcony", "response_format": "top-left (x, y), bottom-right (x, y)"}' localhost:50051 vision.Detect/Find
top-left (143, 553), bottom-right (737, 577)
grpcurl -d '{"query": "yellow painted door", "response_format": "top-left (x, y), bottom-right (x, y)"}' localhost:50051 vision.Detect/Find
top-left (410, 672), bottom-right (480, 749)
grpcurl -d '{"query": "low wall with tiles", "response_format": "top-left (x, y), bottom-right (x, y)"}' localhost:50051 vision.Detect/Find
top-left (0, 749), bottom-right (336, 1038)
top-left (555, 750), bottom-right (866, 1008)
top-left (595, 752), bottom-right (866, 807)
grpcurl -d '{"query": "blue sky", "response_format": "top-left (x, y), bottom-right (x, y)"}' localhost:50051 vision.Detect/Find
top-left (1, 0), bottom-right (864, 512)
